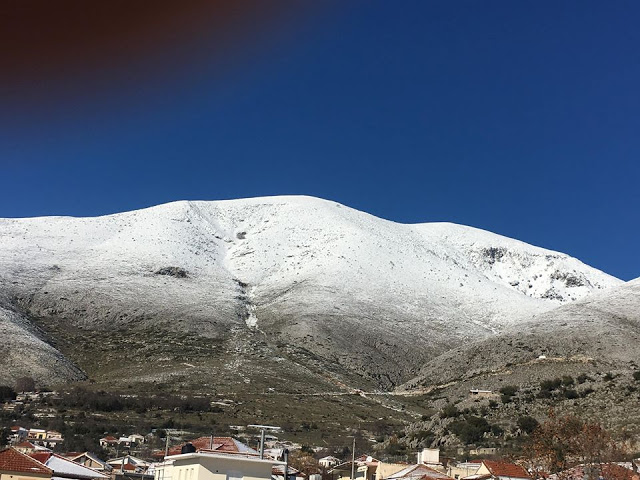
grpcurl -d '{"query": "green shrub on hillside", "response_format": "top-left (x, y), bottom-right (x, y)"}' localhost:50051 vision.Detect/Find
top-left (440, 404), bottom-right (460, 418)
top-left (517, 415), bottom-right (539, 434)
top-left (449, 416), bottom-right (491, 444)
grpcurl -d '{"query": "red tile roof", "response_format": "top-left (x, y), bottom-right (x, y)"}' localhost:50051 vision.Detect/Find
top-left (0, 448), bottom-right (52, 475)
top-left (419, 475), bottom-right (454, 480)
top-left (30, 452), bottom-right (54, 465)
top-left (167, 437), bottom-right (251, 456)
top-left (15, 441), bottom-right (36, 449)
top-left (482, 461), bottom-right (530, 479)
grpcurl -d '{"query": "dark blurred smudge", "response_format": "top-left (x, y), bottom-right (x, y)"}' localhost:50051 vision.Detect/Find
top-left (0, 1), bottom-right (317, 97)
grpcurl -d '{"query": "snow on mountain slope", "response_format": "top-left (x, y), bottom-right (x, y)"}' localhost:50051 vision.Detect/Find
top-left (0, 304), bottom-right (85, 384)
top-left (401, 277), bottom-right (640, 391)
top-left (0, 196), bottom-right (622, 388)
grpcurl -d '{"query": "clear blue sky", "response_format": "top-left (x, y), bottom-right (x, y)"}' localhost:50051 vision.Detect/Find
top-left (1, 1), bottom-right (638, 280)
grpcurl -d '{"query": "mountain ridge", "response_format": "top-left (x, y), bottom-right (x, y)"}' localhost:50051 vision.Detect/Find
top-left (0, 195), bottom-right (623, 390)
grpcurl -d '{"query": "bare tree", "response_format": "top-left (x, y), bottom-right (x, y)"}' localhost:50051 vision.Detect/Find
top-left (527, 411), bottom-right (627, 478)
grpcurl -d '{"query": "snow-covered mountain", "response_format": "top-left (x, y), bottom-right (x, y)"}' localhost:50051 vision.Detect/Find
top-left (400, 276), bottom-right (640, 397)
top-left (0, 196), bottom-right (622, 389)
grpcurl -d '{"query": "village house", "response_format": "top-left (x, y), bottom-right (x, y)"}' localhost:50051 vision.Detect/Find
top-left (2, 403), bottom-right (22, 414)
top-left (23, 430), bottom-right (63, 450)
top-left (464, 460), bottom-right (530, 480)
top-left (468, 390), bottom-right (495, 399)
top-left (8, 427), bottom-right (28, 445)
top-left (0, 447), bottom-right (53, 480)
top-left (154, 439), bottom-right (283, 480)
top-left (118, 437), bottom-right (133, 449)
top-left (447, 462), bottom-right (481, 480)
top-left (271, 464), bottom-right (305, 480)
top-left (99, 436), bottom-right (119, 449)
top-left (29, 452), bottom-right (109, 480)
top-left (107, 456), bottom-right (151, 474)
top-left (318, 457), bottom-right (341, 469)
top-left (373, 462), bottom-right (407, 480)
top-left (27, 430), bottom-right (47, 442)
top-left (468, 449), bottom-right (497, 457)
top-left (108, 456), bottom-right (154, 480)
top-left (165, 438), bottom-right (260, 458)
top-left (385, 464), bottom-right (453, 480)
top-left (64, 453), bottom-right (112, 473)
top-left (329, 455), bottom-right (379, 480)
top-left (416, 449), bottom-right (447, 473)
top-left (13, 442), bottom-right (50, 455)
top-left (129, 434), bottom-right (146, 444)
top-left (42, 432), bottom-right (63, 450)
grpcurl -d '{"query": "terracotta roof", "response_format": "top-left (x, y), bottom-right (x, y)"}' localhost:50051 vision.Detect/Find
top-left (419, 475), bottom-right (454, 480)
top-left (16, 441), bottom-right (36, 449)
top-left (482, 461), bottom-right (530, 479)
top-left (0, 447), bottom-right (52, 475)
top-left (30, 452), bottom-right (54, 465)
top-left (167, 437), bottom-right (256, 456)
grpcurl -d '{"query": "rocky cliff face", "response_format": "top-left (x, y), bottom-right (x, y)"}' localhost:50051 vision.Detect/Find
top-left (0, 196), bottom-right (622, 391)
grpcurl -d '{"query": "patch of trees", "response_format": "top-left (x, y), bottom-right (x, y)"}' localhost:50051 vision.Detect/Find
top-left (527, 412), bottom-right (625, 474)
top-left (537, 377), bottom-right (584, 400)
top-left (54, 387), bottom-right (214, 413)
top-left (383, 434), bottom-right (409, 456)
top-left (407, 429), bottom-right (435, 448)
top-left (517, 416), bottom-right (539, 434)
top-left (499, 385), bottom-right (518, 403)
top-left (0, 385), bottom-right (16, 402)
top-left (449, 416), bottom-right (491, 444)
top-left (577, 373), bottom-right (590, 384)
top-left (440, 403), bottom-right (460, 418)
top-left (0, 427), bottom-right (10, 447)
top-left (15, 377), bottom-right (36, 392)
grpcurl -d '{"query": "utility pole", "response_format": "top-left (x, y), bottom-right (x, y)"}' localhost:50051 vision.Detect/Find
top-left (284, 449), bottom-right (289, 480)
top-left (247, 424), bottom-right (281, 460)
top-left (164, 435), bottom-right (169, 458)
top-left (259, 430), bottom-right (266, 459)
top-left (351, 437), bottom-right (356, 480)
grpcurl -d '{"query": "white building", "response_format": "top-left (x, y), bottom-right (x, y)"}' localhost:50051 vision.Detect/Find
top-left (318, 457), bottom-right (341, 469)
top-left (155, 451), bottom-right (282, 480)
